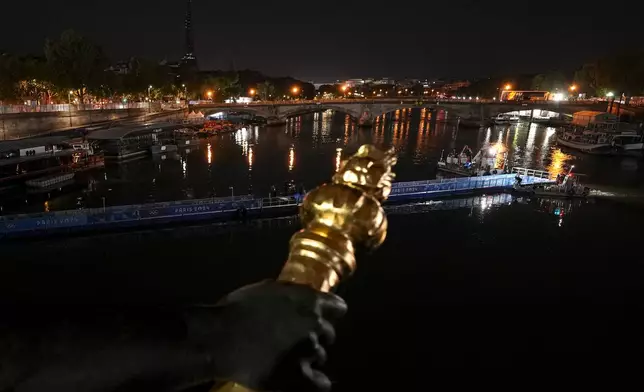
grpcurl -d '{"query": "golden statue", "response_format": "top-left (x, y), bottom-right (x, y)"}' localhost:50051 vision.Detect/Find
top-left (215, 144), bottom-right (397, 392)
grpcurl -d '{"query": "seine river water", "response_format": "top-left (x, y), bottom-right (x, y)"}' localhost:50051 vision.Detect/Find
top-left (3, 108), bottom-right (644, 214)
top-left (3, 110), bottom-right (644, 386)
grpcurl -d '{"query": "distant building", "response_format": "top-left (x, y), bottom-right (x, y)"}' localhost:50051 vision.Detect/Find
top-left (159, 59), bottom-right (182, 80)
top-left (343, 79), bottom-right (365, 87)
top-left (106, 59), bottom-right (134, 75)
top-left (181, 0), bottom-right (198, 69)
top-left (372, 78), bottom-right (395, 85)
top-left (443, 81), bottom-right (471, 91)
top-left (398, 79), bottom-right (419, 87)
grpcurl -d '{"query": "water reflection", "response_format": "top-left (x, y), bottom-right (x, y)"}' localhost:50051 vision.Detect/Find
top-left (235, 128), bottom-right (250, 156)
top-left (288, 146), bottom-right (295, 172)
top-left (335, 148), bottom-right (342, 172)
top-left (7, 108), bottom-right (642, 214)
top-left (546, 149), bottom-right (572, 176)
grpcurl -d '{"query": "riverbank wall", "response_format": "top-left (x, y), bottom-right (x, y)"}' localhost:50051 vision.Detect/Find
top-left (0, 108), bottom-right (151, 139)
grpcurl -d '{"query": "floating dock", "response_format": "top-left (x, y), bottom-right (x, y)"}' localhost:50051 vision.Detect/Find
top-left (0, 168), bottom-right (553, 239)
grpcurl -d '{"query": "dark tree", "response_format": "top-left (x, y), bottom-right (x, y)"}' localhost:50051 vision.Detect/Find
top-left (44, 30), bottom-right (109, 103)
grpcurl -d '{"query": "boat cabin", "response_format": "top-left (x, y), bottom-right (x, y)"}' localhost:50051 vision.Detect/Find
top-left (88, 123), bottom-right (181, 160)
top-left (0, 136), bottom-right (94, 184)
top-left (571, 111), bottom-right (618, 132)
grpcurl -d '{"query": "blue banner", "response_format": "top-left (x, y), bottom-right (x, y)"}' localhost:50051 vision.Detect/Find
top-left (1, 214), bottom-right (87, 233)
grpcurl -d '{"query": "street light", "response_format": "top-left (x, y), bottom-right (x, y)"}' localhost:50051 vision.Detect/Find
top-left (292, 86), bottom-right (299, 95)
top-left (148, 85), bottom-right (153, 113)
top-left (504, 84), bottom-right (512, 90)
top-left (569, 85), bottom-right (577, 92)
top-left (249, 88), bottom-right (256, 96)
top-left (207, 90), bottom-right (213, 100)
top-left (68, 90), bottom-right (74, 127)
top-left (606, 92), bottom-right (615, 97)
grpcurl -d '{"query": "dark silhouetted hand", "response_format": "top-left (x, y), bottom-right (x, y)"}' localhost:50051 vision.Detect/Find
top-left (187, 281), bottom-right (347, 392)
top-left (1, 281), bottom-right (346, 392)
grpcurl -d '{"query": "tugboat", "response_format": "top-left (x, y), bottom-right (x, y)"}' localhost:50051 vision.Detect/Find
top-left (512, 166), bottom-right (591, 198)
top-left (493, 113), bottom-right (520, 125)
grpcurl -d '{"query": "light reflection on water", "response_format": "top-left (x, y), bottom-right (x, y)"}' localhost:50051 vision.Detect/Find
top-left (4, 109), bottom-right (643, 214)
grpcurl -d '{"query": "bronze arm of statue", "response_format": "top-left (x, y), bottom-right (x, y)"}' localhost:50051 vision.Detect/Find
top-left (0, 281), bottom-right (346, 392)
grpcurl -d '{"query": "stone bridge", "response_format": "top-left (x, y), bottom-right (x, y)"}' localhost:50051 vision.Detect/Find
top-left (190, 99), bottom-right (616, 127)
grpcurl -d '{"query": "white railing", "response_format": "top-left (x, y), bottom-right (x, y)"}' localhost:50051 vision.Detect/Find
top-left (511, 167), bottom-right (553, 179)
top-left (0, 102), bottom-right (150, 114)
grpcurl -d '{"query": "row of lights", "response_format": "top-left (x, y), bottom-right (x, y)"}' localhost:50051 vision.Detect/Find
top-left (505, 83), bottom-right (615, 97)
top-left (203, 82), bottom-right (616, 101)
top-left (205, 86), bottom-right (301, 99)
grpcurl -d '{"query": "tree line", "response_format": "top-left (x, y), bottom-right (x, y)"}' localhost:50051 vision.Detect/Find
top-left (457, 50), bottom-right (644, 99)
top-left (0, 30), bottom-right (316, 105)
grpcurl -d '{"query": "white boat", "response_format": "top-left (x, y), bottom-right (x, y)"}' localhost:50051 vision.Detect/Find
top-left (612, 132), bottom-right (644, 151)
top-left (557, 130), bottom-right (643, 154)
top-left (493, 114), bottom-right (520, 124)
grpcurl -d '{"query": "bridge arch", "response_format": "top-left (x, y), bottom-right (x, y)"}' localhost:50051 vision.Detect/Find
top-left (279, 105), bottom-right (361, 120)
top-left (196, 106), bottom-right (275, 121)
top-left (370, 104), bottom-right (453, 120)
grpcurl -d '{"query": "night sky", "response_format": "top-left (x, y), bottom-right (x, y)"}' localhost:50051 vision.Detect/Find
top-left (1, 0), bottom-right (642, 80)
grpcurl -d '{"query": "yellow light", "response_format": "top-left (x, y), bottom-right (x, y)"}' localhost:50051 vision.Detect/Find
top-left (504, 84), bottom-right (512, 90)
top-left (207, 143), bottom-right (212, 164)
top-left (547, 149), bottom-right (572, 176)
top-left (292, 86), bottom-right (299, 94)
top-left (68, 90), bottom-right (74, 95)
top-left (288, 146), bottom-right (295, 171)
top-left (335, 148), bottom-right (342, 172)
top-left (207, 91), bottom-right (213, 98)
top-left (248, 146), bottom-right (254, 171)
top-left (569, 85), bottom-right (577, 91)
top-left (341, 85), bottom-right (348, 92)
top-left (249, 88), bottom-right (256, 95)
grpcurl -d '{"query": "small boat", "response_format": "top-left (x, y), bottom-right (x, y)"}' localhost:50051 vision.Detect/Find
top-left (26, 172), bottom-right (75, 188)
top-left (511, 172), bottom-right (590, 198)
top-left (557, 130), bottom-right (644, 154)
top-left (437, 144), bottom-right (509, 177)
top-left (493, 114), bottom-right (520, 125)
top-left (612, 132), bottom-right (644, 151)
top-left (437, 146), bottom-right (475, 176)
top-left (150, 144), bottom-right (178, 154)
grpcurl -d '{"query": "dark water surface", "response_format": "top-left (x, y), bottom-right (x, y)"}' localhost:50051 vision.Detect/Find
top-left (3, 110), bottom-right (644, 387)
top-left (3, 197), bottom-right (644, 387)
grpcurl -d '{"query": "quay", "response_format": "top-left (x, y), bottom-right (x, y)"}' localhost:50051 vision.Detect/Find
top-left (0, 168), bottom-right (553, 239)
